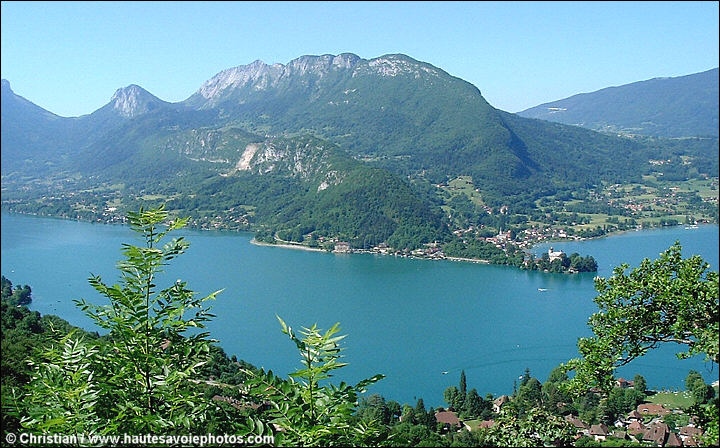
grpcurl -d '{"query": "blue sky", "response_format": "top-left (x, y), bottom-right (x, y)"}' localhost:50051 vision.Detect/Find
top-left (2, 1), bottom-right (718, 117)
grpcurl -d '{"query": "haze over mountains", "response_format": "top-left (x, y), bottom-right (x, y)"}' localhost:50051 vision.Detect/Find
top-left (1, 53), bottom-right (717, 248)
top-left (518, 68), bottom-right (719, 138)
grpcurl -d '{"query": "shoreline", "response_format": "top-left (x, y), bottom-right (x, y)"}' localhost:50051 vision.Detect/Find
top-left (4, 210), bottom-right (715, 267)
top-left (249, 238), bottom-right (327, 253)
top-left (170, 222), bottom-right (720, 274)
top-left (444, 256), bottom-right (491, 264)
top-left (249, 237), bottom-right (500, 265)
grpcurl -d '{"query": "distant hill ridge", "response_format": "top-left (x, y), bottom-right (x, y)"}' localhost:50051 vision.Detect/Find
top-left (517, 68), bottom-right (719, 138)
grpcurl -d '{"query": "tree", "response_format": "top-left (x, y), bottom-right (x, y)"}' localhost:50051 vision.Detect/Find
top-left (459, 369), bottom-right (467, 397)
top-left (514, 377), bottom-right (543, 417)
top-left (602, 387), bottom-right (644, 425)
top-left (21, 205), bottom-right (227, 435)
top-left (443, 385), bottom-right (462, 411)
top-left (685, 371), bottom-right (719, 446)
top-left (542, 366), bottom-right (572, 414)
top-left (462, 388), bottom-right (487, 419)
top-left (563, 242), bottom-right (719, 396)
top-left (401, 404), bottom-right (417, 425)
top-left (478, 407), bottom-right (576, 447)
top-left (1, 276), bottom-right (32, 306)
top-left (415, 398), bottom-right (427, 418)
top-left (386, 400), bottom-right (402, 423)
top-left (685, 369), bottom-right (705, 391)
top-left (412, 398), bottom-right (434, 430)
top-left (686, 370), bottom-right (714, 406)
top-left (632, 374), bottom-right (647, 395)
top-left (356, 394), bottom-right (391, 425)
top-left (243, 317), bottom-right (385, 446)
top-left (22, 330), bottom-right (104, 436)
top-left (690, 379), bottom-right (715, 406)
top-left (390, 421), bottom-right (444, 447)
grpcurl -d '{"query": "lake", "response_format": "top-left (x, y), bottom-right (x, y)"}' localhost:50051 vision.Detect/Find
top-left (1, 212), bottom-right (718, 408)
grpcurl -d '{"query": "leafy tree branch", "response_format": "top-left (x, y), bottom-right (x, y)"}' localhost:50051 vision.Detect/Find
top-left (243, 317), bottom-right (385, 446)
top-left (563, 241), bottom-right (719, 396)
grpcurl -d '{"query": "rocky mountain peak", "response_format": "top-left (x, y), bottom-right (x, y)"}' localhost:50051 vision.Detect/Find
top-left (363, 54), bottom-right (444, 79)
top-left (109, 84), bottom-right (163, 118)
top-left (196, 60), bottom-right (282, 101)
top-left (195, 53), bottom-right (365, 104)
top-left (286, 53), bottom-right (362, 75)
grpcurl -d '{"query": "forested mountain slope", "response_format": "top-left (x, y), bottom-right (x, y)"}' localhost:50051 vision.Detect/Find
top-left (518, 68), bottom-right (719, 138)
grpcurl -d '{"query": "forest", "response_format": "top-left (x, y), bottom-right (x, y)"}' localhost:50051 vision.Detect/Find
top-left (1, 207), bottom-right (717, 447)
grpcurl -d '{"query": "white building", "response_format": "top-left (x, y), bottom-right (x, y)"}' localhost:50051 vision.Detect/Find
top-left (548, 247), bottom-right (564, 262)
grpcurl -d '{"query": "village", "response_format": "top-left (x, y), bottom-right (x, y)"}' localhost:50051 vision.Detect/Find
top-left (429, 377), bottom-right (712, 447)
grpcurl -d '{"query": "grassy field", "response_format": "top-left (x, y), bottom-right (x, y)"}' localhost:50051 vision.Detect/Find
top-left (645, 390), bottom-right (694, 409)
top-left (444, 176), bottom-right (486, 207)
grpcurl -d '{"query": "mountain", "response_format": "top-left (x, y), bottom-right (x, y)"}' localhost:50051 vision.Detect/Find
top-left (172, 54), bottom-right (661, 197)
top-left (1, 54), bottom-right (717, 249)
top-left (517, 68), bottom-right (719, 138)
top-left (104, 84), bottom-right (170, 118)
top-left (0, 80), bottom-right (82, 175)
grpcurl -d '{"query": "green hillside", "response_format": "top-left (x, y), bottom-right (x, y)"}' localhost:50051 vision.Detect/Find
top-left (518, 68), bottom-right (719, 138)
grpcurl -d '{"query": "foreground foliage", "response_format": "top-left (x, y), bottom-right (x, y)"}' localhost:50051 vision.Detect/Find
top-left (21, 206), bottom-right (223, 435)
top-left (563, 241), bottom-right (719, 446)
top-left (242, 318), bottom-right (386, 446)
top-left (565, 241), bottom-right (719, 396)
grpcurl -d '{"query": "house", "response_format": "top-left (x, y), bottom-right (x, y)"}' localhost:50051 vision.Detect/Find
top-left (637, 403), bottom-right (671, 416)
top-left (478, 419), bottom-right (495, 429)
top-left (375, 242), bottom-right (389, 254)
top-left (665, 432), bottom-right (683, 447)
top-left (626, 420), bottom-right (647, 436)
top-left (435, 410), bottom-right (465, 432)
top-left (642, 422), bottom-right (670, 446)
top-left (589, 423), bottom-right (610, 442)
top-left (493, 395), bottom-right (510, 413)
top-left (333, 242), bottom-right (351, 253)
top-left (626, 410), bottom-right (643, 421)
top-left (548, 247), bottom-right (564, 262)
top-left (679, 425), bottom-right (704, 445)
top-left (616, 377), bottom-right (635, 389)
top-left (564, 415), bottom-right (589, 437)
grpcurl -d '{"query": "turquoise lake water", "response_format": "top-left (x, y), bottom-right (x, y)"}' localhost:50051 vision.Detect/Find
top-left (1, 212), bottom-right (717, 407)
